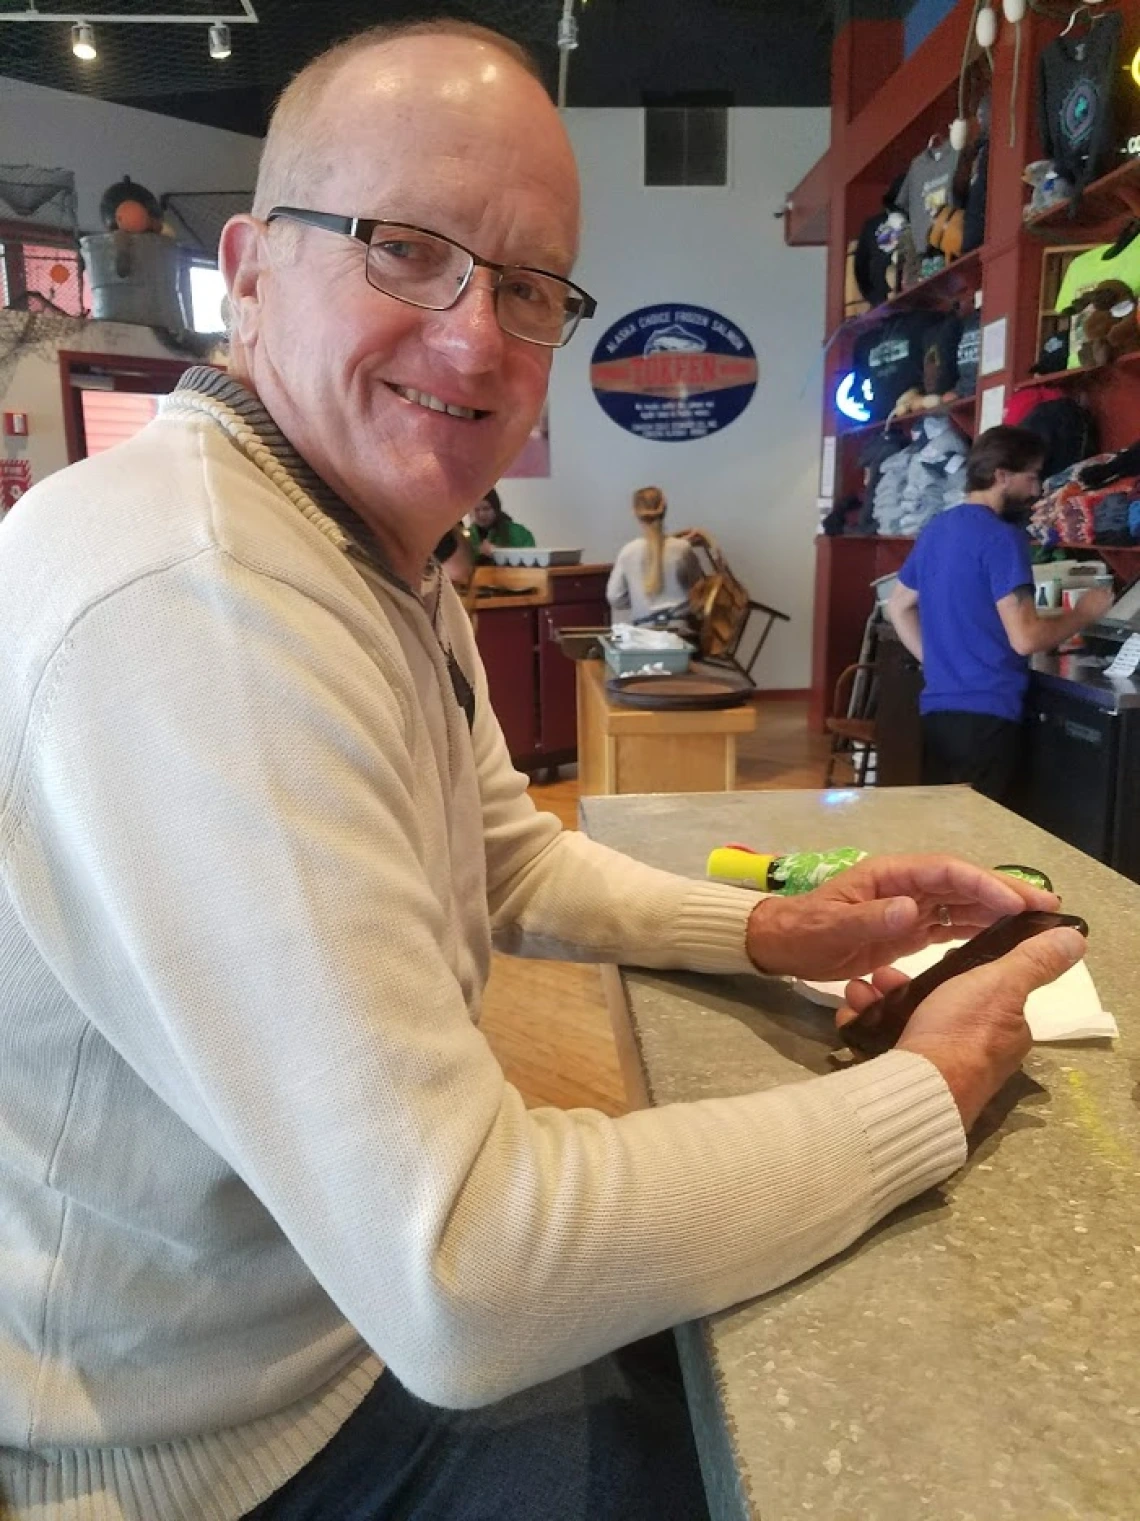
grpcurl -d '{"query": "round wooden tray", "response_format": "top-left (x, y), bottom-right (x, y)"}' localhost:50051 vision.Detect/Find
top-left (606, 668), bottom-right (754, 711)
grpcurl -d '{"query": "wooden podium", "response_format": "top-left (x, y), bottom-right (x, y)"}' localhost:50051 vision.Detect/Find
top-left (575, 660), bottom-right (757, 796)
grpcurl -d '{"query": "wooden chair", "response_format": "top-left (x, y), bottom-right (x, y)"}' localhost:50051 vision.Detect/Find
top-left (824, 662), bottom-right (877, 787)
top-left (679, 529), bottom-right (791, 683)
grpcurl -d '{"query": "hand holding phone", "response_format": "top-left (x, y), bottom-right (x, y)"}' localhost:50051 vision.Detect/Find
top-left (841, 911), bottom-right (1089, 1058)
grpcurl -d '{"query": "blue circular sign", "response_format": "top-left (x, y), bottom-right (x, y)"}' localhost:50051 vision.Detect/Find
top-left (590, 302), bottom-right (758, 442)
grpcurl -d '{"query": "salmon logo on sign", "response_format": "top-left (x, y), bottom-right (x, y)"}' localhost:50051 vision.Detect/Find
top-left (590, 303), bottom-right (758, 441)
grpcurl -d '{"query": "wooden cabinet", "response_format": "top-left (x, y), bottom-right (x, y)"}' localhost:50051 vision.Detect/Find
top-left (576, 660), bottom-right (757, 796)
top-left (474, 566), bottom-right (610, 772)
top-left (538, 602), bottom-right (601, 754)
top-left (476, 605), bottom-right (538, 762)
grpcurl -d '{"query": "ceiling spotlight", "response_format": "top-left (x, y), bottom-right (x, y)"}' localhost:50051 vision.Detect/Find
top-left (208, 23), bottom-right (232, 61)
top-left (71, 22), bottom-right (97, 62)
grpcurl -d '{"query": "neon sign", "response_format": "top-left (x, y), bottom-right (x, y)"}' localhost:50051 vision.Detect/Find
top-left (836, 371), bottom-right (874, 424)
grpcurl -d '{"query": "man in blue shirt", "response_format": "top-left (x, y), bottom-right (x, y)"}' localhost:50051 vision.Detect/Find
top-left (888, 426), bottom-right (1112, 803)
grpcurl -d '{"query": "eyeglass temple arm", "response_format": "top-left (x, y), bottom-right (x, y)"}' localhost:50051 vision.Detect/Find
top-left (267, 207), bottom-right (358, 237)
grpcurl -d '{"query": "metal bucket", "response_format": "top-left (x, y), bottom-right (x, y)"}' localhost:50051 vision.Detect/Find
top-left (80, 231), bottom-right (191, 331)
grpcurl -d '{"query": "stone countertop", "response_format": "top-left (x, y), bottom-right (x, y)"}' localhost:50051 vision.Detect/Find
top-left (579, 787), bottom-right (1140, 1521)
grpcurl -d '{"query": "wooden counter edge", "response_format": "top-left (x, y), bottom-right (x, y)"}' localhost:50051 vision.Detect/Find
top-left (598, 965), bottom-right (652, 1110)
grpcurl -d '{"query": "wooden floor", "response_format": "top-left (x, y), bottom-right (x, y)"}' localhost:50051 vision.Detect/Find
top-left (479, 699), bottom-right (831, 1116)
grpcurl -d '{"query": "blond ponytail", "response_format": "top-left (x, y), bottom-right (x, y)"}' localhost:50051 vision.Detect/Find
top-left (632, 486), bottom-right (668, 598)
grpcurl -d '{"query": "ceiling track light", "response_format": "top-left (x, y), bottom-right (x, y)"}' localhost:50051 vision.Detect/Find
top-left (209, 22), bottom-right (231, 60)
top-left (71, 21), bottom-right (97, 61)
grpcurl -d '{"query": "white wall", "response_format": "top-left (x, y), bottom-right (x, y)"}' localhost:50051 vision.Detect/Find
top-left (0, 77), bottom-right (261, 232)
top-left (499, 108), bottom-right (829, 690)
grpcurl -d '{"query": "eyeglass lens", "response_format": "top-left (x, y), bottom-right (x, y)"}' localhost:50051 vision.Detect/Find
top-left (365, 226), bottom-right (579, 345)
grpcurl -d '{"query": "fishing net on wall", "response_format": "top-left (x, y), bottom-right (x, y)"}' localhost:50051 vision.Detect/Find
top-left (0, 309), bottom-right (85, 404)
top-left (0, 165), bottom-right (79, 238)
top-left (162, 190), bottom-right (252, 259)
top-left (0, 167), bottom-right (85, 400)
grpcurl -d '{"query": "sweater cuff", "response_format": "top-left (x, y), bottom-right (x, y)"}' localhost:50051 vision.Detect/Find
top-left (829, 1048), bottom-right (967, 1215)
top-left (669, 881), bottom-right (765, 974)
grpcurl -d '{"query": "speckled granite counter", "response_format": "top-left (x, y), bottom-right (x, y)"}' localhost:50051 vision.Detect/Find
top-left (580, 787), bottom-right (1140, 1521)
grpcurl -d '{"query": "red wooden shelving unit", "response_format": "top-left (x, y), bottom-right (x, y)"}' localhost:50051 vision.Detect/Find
top-left (786, 0), bottom-right (1140, 730)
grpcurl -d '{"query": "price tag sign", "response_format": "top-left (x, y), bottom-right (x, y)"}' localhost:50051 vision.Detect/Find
top-left (1105, 632), bottom-right (1140, 679)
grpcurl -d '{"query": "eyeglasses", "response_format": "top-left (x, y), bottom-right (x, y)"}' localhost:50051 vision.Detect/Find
top-left (266, 206), bottom-right (597, 349)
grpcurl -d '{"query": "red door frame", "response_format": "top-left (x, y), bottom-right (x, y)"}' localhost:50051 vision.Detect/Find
top-left (57, 350), bottom-right (194, 463)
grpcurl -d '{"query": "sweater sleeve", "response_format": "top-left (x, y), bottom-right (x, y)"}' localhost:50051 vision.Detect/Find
top-left (18, 551), bottom-right (965, 1411)
top-left (447, 581), bottom-right (764, 974)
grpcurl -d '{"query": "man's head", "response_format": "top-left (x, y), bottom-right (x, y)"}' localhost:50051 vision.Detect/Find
top-left (471, 487), bottom-right (503, 531)
top-left (220, 22), bottom-right (580, 578)
top-left (965, 426), bottom-right (1045, 521)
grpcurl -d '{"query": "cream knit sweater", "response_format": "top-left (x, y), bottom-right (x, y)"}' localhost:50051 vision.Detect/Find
top-left (0, 389), bottom-right (966, 1521)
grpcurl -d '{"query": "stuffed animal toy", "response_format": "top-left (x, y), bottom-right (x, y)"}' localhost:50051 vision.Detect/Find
top-left (1068, 279), bottom-right (1140, 368)
top-left (1022, 159), bottom-right (1074, 218)
top-left (874, 210), bottom-right (909, 297)
top-left (928, 204), bottom-right (964, 262)
top-left (888, 386), bottom-right (926, 419)
top-left (98, 175), bottom-right (165, 235)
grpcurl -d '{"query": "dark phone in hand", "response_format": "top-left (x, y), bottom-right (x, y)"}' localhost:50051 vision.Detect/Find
top-left (841, 911), bottom-right (1089, 1058)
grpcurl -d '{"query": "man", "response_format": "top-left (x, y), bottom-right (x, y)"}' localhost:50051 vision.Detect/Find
top-left (0, 24), bottom-right (1084, 1521)
top-left (889, 424), bottom-right (1113, 803)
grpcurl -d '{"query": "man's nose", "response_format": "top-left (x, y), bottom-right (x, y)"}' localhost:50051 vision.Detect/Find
top-left (424, 269), bottom-right (506, 370)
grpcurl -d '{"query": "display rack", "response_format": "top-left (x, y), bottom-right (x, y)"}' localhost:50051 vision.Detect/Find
top-left (787, 0), bottom-right (1140, 729)
top-left (836, 245), bottom-right (985, 336)
top-left (836, 396), bottom-right (976, 442)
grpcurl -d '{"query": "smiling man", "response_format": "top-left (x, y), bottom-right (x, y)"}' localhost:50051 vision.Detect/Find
top-left (0, 21), bottom-right (1087, 1521)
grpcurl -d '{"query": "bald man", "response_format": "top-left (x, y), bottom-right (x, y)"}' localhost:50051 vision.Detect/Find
top-left (0, 20), bottom-right (1084, 1521)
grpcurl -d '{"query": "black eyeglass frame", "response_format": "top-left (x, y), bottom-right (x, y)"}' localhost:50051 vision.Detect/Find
top-left (266, 206), bottom-right (597, 348)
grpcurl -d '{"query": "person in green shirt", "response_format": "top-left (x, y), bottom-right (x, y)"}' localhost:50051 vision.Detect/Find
top-left (467, 488), bottom-right (536, 557)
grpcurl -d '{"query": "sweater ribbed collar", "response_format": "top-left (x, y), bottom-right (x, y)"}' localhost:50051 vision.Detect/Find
top-left (168, 366), bottom-right (475, 728)
top-left (171, 365), bottom-right (421, 596)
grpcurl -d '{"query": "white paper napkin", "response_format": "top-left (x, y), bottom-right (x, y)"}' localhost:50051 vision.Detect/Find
top-left (794, 940), bottom-right (1117, 1042)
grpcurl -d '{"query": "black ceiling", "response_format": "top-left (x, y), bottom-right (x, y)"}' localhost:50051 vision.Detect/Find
top-left (0, 0), bottom-right (868, 136)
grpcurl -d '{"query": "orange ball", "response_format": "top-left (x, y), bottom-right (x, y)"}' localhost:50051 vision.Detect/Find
top-left (114, 199), bottom-right (151, 234)
top-left (49, 263), bottom-right (70, 285)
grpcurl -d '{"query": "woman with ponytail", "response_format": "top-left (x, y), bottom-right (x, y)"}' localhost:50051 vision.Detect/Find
top-left (606, 486), bottom-right (702, 627)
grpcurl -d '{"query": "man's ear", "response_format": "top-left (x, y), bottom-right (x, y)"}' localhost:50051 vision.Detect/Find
top-left (219, 214), bottom-right (268, 349)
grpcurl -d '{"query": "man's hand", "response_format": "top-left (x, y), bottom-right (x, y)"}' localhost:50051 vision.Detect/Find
top-left (1076, 585), bottom-right (1114, 624)
top-left (837, 926), bottom-right (1087, 1130)
top-left (744, 854), bottom-right (1058, 982)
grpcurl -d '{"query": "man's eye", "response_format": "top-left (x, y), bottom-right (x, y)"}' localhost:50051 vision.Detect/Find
top-left (506, 277), bottom-right (559, 311)
top-left (376, 240), bottom-right (421, 260)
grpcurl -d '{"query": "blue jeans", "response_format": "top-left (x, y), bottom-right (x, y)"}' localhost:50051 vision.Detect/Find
top-left (242, 1333), bottom-right (710, 1521)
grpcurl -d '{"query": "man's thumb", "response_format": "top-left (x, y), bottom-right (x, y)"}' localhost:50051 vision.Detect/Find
top-left (975, 926), bottom-right (1087, 1004)
top-left (840, 895), bottom-right (919, 942)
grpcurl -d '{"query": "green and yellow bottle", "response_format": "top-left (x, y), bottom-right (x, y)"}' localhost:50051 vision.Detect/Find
top-left (706, 846), bottom-right (868, 895)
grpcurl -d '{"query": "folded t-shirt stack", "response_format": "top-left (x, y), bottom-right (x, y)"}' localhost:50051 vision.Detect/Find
top-left (873, 416), bottom-right (969, 536)
top-left (1093, 492), bottom-right (1134, 544)
top-left (1029, 450), bottom-right (1140, 547)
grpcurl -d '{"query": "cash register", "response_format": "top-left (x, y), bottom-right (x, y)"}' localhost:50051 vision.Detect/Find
top-left (1080, 576), bottom-right (1140, 659)
top-left (1022, 576), bottom-right (1140, 884)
